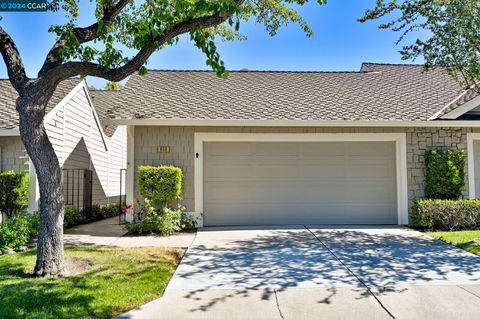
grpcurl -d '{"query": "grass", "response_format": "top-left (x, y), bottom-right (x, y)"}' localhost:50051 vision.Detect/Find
top-left (428, 230), bottom-right (480, 256)
top-left (0, 246), bottom-right (184, 319)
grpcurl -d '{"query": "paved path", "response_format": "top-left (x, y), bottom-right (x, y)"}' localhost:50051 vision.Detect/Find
top-left (118, 226), bottom-right (480, 319)
top-left (64, 217), bottom-right (195, 248)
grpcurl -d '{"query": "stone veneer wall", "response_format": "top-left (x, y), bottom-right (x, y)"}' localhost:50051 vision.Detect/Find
top-left (133, 126), bottom-right (480, 213)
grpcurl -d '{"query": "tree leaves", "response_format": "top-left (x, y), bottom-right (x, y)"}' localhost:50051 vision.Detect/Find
top-left (47, 0), bottom-right (324, 77)
top-left (361, 0), bottom-right (480, 90)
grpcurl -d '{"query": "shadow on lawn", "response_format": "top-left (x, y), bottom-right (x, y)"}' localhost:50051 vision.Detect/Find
top-left (0, 261), bottom-right (101, 318)
top-left (163, 227), bottom-right (480, 314)
top-left (0, 246), bottom-right (176, 319)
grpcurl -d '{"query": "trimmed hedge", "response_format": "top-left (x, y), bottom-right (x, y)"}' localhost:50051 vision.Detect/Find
top-left (64, 203), bottom-right (121, 229)
top-left (0, 170), bottom-right (29, 218)
top-left (138, 166), bottom-right (183, 207)
top-left (0, 212), bottom-right (39, 250)
top-left (425, 149), bottom-right (465, 199)
top-left (0, 203), bottom-right (121, 250)
top-left (127, 165), bottom-right (196, 235)
top-left (410, 199), bottom-right (480, 231)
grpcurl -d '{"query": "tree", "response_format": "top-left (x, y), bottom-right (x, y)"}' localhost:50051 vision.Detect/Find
top-left (360, 0), bottom-right (480, 89)
top-left (105, 81), bottom-right (123, 90)
top-left (0, 0), bottom-right (325, 276)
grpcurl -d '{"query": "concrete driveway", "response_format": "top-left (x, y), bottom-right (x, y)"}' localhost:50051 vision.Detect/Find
top-left (118, 226), bottom-right (480, 319)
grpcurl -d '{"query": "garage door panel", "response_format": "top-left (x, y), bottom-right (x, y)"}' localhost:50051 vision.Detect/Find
top-left (203, 141), bottom-right (397, 226)
top-left (204, 203), bottom-right (397, 226)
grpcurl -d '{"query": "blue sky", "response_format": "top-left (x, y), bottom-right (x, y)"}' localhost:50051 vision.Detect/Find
top-left (0, 0), bottom-right (425, 88)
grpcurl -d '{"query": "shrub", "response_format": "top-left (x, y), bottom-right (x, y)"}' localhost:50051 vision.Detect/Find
top-left (125, 201), bottom-right (186, 236)
top-left (62, 202), bottom-right (120, 229)
top-left (0, 212), bottom-right (39, 250)
top-left (180, 212), bottom-right (199, 230)
top-left (0, 170), bottom-right (29, 218)
top-left (159, 207), bottom-right (182, 236)
top-left (64, 206), bottom-right (83, 229)
top-left (100, 203), bottom-right (120, 218)
top-left (138, 166), bottom-right (183, 207)
top-left (410, 199), bottom-right (480, 230)
top-left (425, 149), bottom-right (466, 199)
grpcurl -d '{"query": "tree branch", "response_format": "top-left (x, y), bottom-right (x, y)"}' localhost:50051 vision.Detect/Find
top-left (47, 2), bottom-right (245, 83)
top-left (0, 27), bottom-right (28, 93)
top-left (38, 0), bottom-right (131, 77)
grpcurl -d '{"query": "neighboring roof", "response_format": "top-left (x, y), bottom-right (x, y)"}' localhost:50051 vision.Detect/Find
top-left (105, 63), bottom-right (473, 122)
top-left (89, 90), bottom-right (119, 137)
top-left (0, 79), bottom-right (81, 129)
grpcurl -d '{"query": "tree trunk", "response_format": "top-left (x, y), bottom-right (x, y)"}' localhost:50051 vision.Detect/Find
top-left (16, 84), bottom-right (65, 277)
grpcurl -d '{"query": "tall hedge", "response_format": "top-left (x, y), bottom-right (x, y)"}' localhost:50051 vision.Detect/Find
top-left (0, 171), bottom-right (29, 218)
top-left (138, 166), bottom-right (183, 207)
top-left (424, 149), bottom-right (465, 199)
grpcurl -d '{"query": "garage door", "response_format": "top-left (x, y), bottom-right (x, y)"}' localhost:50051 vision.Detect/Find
top-left (203, 141), bottom-right (397, 226)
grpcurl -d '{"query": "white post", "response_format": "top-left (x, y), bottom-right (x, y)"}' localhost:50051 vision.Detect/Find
top-left (125, 125), bottom-right (135, 222)
top-left (27, 160), bottom-right (39, 212)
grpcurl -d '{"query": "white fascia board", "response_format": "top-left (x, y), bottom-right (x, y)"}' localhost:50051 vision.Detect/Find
top-left (44, 80), bottom-right (84, 124)
top-left (440, 94), bottom-right (480, 120)
top-left (0, 129), bottom-right (20, 136)
top-left (83, 84), bottom-right (109, 150)
top-left (105, 118), bottom-right (480, 127)
top-left (45, 80), bottom-right (109, 151)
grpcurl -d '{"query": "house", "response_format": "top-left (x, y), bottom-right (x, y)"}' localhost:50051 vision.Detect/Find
top-left (0, 79), bottom-right (127, 216)
top-left (99, 63), bottom-right (480, 227)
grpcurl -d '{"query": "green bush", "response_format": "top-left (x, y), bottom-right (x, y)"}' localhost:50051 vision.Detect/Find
top-left (425, 149), bottom-right (466, 199)
top-left (63, 203), bottom-right (120, 229)
top-left (180, 212), bottom-right (198, 230)
top-left (410, 199), bottom-right (480, 230)
top-left (0, 212), bottom-right (39, 250)
top-left (138, 166), bottom-right (183, 207)
top-left (100, 203), bottom-right (120, 218)
top-left (124, 201), bottom-right (187, 236)
top-left (0, 170), bottom-right (29, 218)
top-left (64, 206), bottom-right (83, 229)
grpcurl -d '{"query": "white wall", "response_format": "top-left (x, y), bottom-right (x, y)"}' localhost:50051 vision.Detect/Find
top-left (28, 81), bottom-right (127, 210)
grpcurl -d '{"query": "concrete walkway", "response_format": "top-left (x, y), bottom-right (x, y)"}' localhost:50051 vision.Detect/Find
top-left (64, 217), bottom-right (195, 248)
top-left (117, 226), bottom-right (480, 319)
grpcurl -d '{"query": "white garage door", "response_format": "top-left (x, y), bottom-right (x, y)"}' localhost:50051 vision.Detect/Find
top-left (203, 141), bottom-right (397, 226)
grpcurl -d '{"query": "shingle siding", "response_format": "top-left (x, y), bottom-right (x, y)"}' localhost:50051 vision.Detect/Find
top-left (133, 126), bottom-right (480, 213)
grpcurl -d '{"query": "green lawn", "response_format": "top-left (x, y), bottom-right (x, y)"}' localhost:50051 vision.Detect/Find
top-left (0, 246), bottom-right (184, 319)
top-left (429, 230), bottom-right (480, 255)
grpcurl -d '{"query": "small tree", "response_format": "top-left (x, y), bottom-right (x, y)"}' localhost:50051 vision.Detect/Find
top-left (0, 171), bottom-right (29, 218)
top-left (138, 166), bottom-right (183, 208)
top-left (425, 149), bottom-right (466, 200)
top-left (0, 0), bottom-right (326, 276)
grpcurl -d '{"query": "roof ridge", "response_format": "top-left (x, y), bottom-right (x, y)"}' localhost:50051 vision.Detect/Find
top-left (361, 62), bottom-right (425, 67)
top-left (142, 69), bottom-right (375, 74)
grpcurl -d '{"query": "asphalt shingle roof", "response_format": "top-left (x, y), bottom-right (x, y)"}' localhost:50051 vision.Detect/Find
top-left (89, 90), bottom-right (119, 137)
top-left (0, 79), bottom-right (81, 129)
top-left (106, 63), bottom-right (472, 122)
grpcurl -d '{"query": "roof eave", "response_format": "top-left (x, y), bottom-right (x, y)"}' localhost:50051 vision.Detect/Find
top-left (104, 118), bottom-right (480, 128)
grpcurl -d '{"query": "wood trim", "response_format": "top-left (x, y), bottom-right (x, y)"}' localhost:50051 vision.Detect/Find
top-left (194, 132), bottom-right (409, 226)
top-left (467, 133), bottom-right (480, 199)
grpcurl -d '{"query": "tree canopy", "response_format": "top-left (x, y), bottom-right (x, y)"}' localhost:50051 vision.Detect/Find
top-left (361, 0), bottom-right (480, 89)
